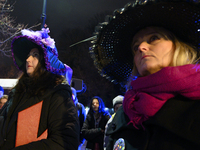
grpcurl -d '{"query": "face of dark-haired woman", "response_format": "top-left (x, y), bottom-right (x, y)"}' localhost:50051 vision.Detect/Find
top-left (92, 99), bottom-right (99, 112)
top-left (26, 48), bottom-right (40, 76)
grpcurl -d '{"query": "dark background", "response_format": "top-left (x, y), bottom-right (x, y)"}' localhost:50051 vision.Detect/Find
top-left (0, 0), bottom-right (130, 108)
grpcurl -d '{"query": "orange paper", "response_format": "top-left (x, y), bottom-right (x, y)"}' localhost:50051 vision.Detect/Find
top-left (15, 101), bottom-right (47, 147)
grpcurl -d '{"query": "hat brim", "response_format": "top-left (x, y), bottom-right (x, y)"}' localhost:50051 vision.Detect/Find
top-left (12, 37), bottom-right (42, 71)
top-left (11, 36), bottom-right (67, 76)
top-left (90, 1), bottom-right (200, 88)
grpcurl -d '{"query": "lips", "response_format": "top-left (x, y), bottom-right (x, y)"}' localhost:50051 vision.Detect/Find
top-left (141, 55), bottom-right (151, 60)
top-left (27, 65), bottom-right (32, 67)
top-left (93, 107), bottom-right (98, 110)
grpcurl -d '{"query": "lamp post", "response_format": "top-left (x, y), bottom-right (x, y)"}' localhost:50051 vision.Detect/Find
top-left (41, 0), bottom-right (47, 29)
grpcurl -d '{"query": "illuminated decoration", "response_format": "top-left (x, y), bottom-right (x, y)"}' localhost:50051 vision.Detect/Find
top-left (113, 138), bottom-right (125, 150)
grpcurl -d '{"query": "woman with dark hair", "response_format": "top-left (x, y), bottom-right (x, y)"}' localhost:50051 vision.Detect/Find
top-left (81, 96), bottom-right (110, 150)
top-left (0, 28), bottom-right (79, 150)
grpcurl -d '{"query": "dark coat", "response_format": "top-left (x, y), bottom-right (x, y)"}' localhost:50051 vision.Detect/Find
top-left (76, 102), bottom-right (86, 144)
top-left (81, 112), bottom-right (110, 150)
top-left (0, 84), bottom-right (79, 150)
top-left (106, 95), bottom-right (200, 150)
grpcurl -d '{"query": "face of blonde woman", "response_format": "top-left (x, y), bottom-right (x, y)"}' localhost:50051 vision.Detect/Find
top-left (132, 27), bottom-right (174, 77)
top-left (26, 48), bottom-right (40, 76)
top-left (92, 99), bottom-right (99, 112)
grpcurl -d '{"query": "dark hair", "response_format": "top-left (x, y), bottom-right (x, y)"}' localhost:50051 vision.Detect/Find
top-left (88, 96), bottom-right (109, 115)
top-left (14, 48), bottom-right (65, 97)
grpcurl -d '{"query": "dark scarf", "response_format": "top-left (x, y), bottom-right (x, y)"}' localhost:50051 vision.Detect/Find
top-left (123, 64), bottom-right (200, 129)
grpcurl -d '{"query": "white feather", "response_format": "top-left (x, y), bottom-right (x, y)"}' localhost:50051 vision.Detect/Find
top-left (21, 29), bottom-right (42, 40)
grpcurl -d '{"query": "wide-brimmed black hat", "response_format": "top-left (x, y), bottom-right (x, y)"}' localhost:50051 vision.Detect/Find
top-left (89, 0), bottom-right (200, 88)
top-left (11, 28), bottom-right (71, 76)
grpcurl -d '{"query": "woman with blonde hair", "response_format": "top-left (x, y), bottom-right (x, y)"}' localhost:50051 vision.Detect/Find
top-left (88, 0), bottom-right (200, 149)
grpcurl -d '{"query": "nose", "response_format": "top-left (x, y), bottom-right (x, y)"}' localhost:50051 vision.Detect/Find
top-left (138, 41), bottom-right (149, 52)
top-left (26, 55), bottom-right (33, 62)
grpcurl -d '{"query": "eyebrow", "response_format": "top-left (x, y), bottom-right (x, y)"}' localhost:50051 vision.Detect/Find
top-left (30, 51), bottom-right (39, 54)
top-left (132, 32), bottom-right (159, 47)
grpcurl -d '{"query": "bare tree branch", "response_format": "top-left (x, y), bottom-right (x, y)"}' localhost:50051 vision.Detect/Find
top-left (0, 0), bottom-right (40, 57)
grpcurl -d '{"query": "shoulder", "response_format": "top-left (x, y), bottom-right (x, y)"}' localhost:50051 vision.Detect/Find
top-left (77, 102), bottom-right (85, 108)
top-left (103, 109), bottom-right (111, 117)
top-left (146, 95), bottom-right (200, 126)
top-left (54, 83), bottom-right (71, 94)
top-left (77, 102), bottom-right (86, 112)
top-left (86, 113), bottom-right (93, 121)
top-left (101, 112), bottom-right (111, 121)
top-left (111, 106), bottom-right (129, 126)
top-left (106, 106), bottom-right (130, 135)
top-left (48, 84), bottom-right (72, 98)
top-left (42, 84), bottom-right (72, 106)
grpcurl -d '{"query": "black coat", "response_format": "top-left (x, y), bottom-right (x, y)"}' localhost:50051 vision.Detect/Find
top-left (81, 112), bottom-right (110, 150)
top-left (106, 95), bottom-right (200, 150)
top-left (76, 102), bottom-right (86, 144)
top-left (0, 84), bottom-right (79, 150)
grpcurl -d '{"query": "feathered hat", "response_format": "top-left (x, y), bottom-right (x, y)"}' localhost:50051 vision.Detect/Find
top-left (89, 0), bottom-right (200, 88)
top-left (11, 27), bottom-right (72, 77)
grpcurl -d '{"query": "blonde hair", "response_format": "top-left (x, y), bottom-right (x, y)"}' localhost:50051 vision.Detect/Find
top-left (172, 39), bottom-right (198, 66)
top-left (126, 27), bottom-right (199, 89)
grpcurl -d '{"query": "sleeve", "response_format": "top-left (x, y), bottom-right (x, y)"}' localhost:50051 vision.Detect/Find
top-left (81, 114), bottom-right (103, 142)
top-left (13, 88), bottom-right (79, 150)
top-left (105, 114), bottom-right (111, 125)
top-left (106, 136), bottom-right (114, 150)
top-left (104, 117), bottom-right (113, 148)
top-left (0, 108), bottom-right (6, 145)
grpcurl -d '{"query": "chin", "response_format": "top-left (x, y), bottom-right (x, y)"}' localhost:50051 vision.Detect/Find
top-left (27, 72), bottom-right (33, 77)
top-left (27, 70), bottom-right (33, 75)
top-left (140, 65), bottom-right (161, 76)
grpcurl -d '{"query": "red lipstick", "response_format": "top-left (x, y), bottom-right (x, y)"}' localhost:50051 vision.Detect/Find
top-left (141, 55), bottom-right (151, 59)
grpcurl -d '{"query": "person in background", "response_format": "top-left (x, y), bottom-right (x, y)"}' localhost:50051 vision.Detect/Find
top-left (0, 95), bottom-right (8, 109)
top-left (88, 0), bottom-right (200, 149)
top-left (0, 86), bottom-right (4, 98)
top-left (81, 96), bottom-right (111, 150)
top-left (71, 87), bottom-right (86, 150)
top-left (0, 27), bottom-right (79, 150)
top-left (112, 95), bottom-right (123, 113)
top-left (103, 95), bottom-right (123, 149)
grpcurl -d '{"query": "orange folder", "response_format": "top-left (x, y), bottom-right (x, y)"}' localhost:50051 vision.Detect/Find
top-left (15, 101), bottom-right (47, 147)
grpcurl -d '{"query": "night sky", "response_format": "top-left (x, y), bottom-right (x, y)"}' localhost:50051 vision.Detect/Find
top-left (2, 0), bottom-right (131, 63)
top-left (11, 0), bottom-right (130, 39)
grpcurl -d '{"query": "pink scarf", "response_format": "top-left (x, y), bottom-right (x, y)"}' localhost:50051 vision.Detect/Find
top-left (123, 64), bottom-right (200, 129)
